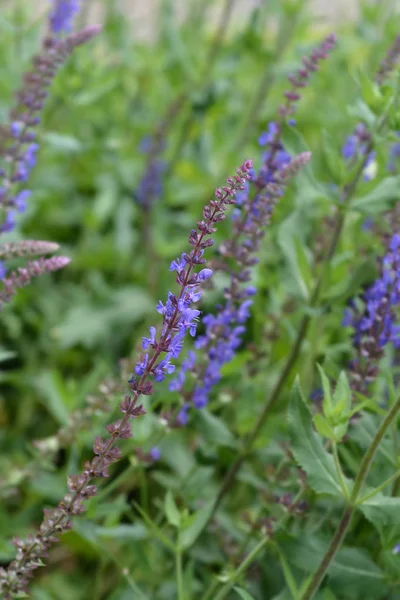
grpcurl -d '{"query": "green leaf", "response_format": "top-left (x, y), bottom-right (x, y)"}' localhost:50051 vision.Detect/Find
top-left (332, 371), bottom-right (352, 416)
top-left (317, 364), bottom-right (333, 416)
top-left (233, 587), bottom-right (257, 600)
top-left (289, 379), bottom-right (350, 496)
top-left (275, 544), bottom-right (299, 599)
top-left (352, 177), bottom-right (400, 214)
top-left (293, 236), bottom-right (313, 299)
top-left (195, 409), bottom-right (236, 448)
top-left (282, 536), bottom-right (387, 598)
top-left (181, 499), bottom-right (214, 550)
top-left (164, 491), bottom-right (181, 528)
top-left (42, 132), bottom-right (83, 153)
top-left (33, 370), bottom-right (71, 425)
top-left (359, 494), bottom-right (400, 524)
top-left (0, 348), bottom-right (16, 362)
top-left (313, 414), bottom-right (336, 440)
top-left (132, 502), bottom-right (175, 552)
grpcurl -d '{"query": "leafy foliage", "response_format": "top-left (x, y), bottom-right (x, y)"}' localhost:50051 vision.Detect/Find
top-left (1, 1), bottom-right (400, 599)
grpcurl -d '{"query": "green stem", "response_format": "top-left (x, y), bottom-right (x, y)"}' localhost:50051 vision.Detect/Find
top-left (300, 396), bottom-right (400, 600)
top-left (332, 442), bottom-right (349, 500)
top-left (391, 417), bottom-right (400, 496)
top-left (213, 537), bottom-right (268, 600)
top-left (300, 507), bottom-right (353, 600)
top-left (358, 468), bottom-right (400, 503)
top-left (176, 534), bottom-right (185, 600)
top-left (352, 397), bottom-right (400, 501)
top-left (206, 489), bottom-right (305, 600)
top-left (200, 578), bottom-right (221, 600)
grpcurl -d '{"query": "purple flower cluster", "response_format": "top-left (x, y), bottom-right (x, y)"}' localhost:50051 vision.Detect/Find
top-left (278, 33), bottom-right (337, 123)
top-left (344, 233), bottom-right (400, 393)
top-left (0, 25), bottom-right (101, 235)
top-left (0, 256), bottom-right (70, 309)
top-left (134, 136), bottom-right (166, 210)
top-left (376, 33), bottom-right (400, 85)
top-left (170, 154), bottom-right (311, 421)
top-left (49, 0), bottom-right (81, 34)
top-left (0, 161), bottom-right (252, 598)
top-left (342, 123), bottom-right (375, 180)
top-left (388, 133), bottom-right (400, 172)
top-left (130, 161), bottom-right (252, 397)
top-left (251, 34), bottom-right (336, 193)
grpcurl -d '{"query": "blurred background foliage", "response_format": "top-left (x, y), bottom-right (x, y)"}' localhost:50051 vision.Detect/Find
top-left (1, 1), bottom-right (400, 598)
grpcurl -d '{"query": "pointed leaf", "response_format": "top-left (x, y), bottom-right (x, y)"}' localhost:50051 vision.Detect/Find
top-left (317, 364), bottom-right (333, 417)
top-left (234, 587), bottom-right (257, 600)
top-left (352, 176), bottom-right (400, 214)
top-left (289, 379), bottom-right (350, 496)
top-left (181, 499), bottom-right (214, 550)
top-left (359, 494), bottom-right (400, 525)
top-left (165, 491), bottom-right (181, 528)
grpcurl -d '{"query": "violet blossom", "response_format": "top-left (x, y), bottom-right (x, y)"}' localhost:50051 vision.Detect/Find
top-left (342, 123), bottom-right (375, 181)
top-left (49, 0), bottom-right (81, 34)
top-left (344, 233), bottom-right (400, 394)
top-left (0, 25), bottom-right (101, 235)
top-left (170, 154), bottom-right (311, 419)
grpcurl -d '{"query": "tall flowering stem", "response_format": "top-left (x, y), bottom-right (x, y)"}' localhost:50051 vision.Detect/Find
top-left (0, 25), bottom-right (101, 234)
top-left (0, 256), bottom-right (70, 309)
top-left (376, 33), bottom-right (400, 85)
top-left (0, 240), bottom-right (60, 260)
top-left (0, 161), bottom-right (252, 598)
top-left (227, 34), bottom-right (336, 256)
top-left (344, 234), bottom-right (400, 394)
top-left (170, 154), bottom-right (311, 421)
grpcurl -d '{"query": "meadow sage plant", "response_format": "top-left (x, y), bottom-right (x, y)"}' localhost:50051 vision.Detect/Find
top-left (3, 3), bottom-right (400, 600)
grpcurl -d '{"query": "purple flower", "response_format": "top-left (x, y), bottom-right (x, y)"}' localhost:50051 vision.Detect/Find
top-left (0, 25), bottom-right (101, 234)
top-left (142, 326), bottom-right (156, 350)
top-left (393, 543), bottom-right (400, 555)
top-left (149, 447), bottom-right (161, 461)
top-left (49, 0), bottom-right (81, 34)
top-left (259, 122), bottom-right (279, 146)
top-left (176, 404), bottom-right (190, 426)
top-left (0, 261), bottom-right (7, 280)
top-left (345, 233), bottom-right (400, 393)
top-left (134, 136), bottom-right (166, 211)
top-left (342, 123), bottom-right (375, 180)
top-left (170, 254), bottom-right (187, 273)
top-left (388, 133), bottom-right (400, 172)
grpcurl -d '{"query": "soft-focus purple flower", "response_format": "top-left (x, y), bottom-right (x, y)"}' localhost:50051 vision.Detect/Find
top-left (345, 233), bottom-right (400, 392)
top-left (134, 136), bottom-right (166, 211)
top-left (49, 0), bottom-right (81, 33)
top-left (393, 543), bottom-right (400, 555)
top-left (388, 133), bottom-right (400, 172)
top-left (342, 123), bottom-right (375, 180)
top-left (310, 388), bottom-right (323, 403)
top-left (0, 261), bottom-right (7, 280)
top-left (0, 256), bottom-right (70, 308)
top-left (0, 25), bottom-right (101, 234)
top-left (149, 447), bottom-right (161, 461)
